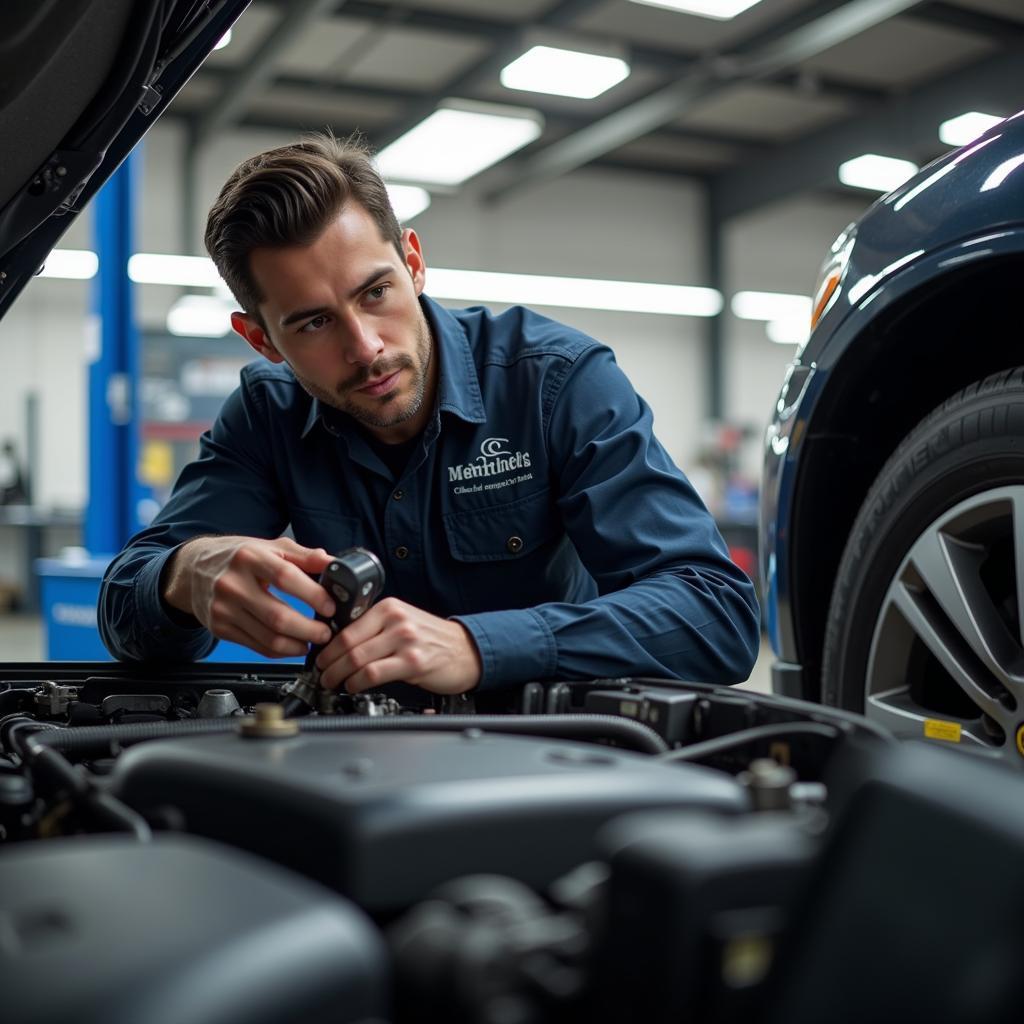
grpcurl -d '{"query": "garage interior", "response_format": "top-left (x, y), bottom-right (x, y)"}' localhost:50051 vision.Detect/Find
top-left (0, 0), bottom-right (1021, 681)
top-left (3, 3), bottom-right (1024, 1020)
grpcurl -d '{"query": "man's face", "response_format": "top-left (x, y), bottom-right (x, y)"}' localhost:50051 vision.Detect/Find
top-left (233, 203), bottom-right (435, 442)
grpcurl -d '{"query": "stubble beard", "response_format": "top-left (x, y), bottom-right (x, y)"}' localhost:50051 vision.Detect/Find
top-left (292, 314), bottom-right (433, 431)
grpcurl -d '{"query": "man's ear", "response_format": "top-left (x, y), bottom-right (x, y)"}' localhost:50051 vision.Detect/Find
top-left (231, 312), bottom-right (284, 364)
top-left (401, 228), bottom-right (426, 296)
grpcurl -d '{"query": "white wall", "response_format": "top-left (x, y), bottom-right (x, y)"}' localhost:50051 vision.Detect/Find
top-left (0, 120), bottom-right (871, 513)
top-left (722, 193), bottom-right (871, 480)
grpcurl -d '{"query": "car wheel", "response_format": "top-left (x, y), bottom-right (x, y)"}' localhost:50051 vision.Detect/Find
top-left (821, 367), bottom-right (1024, 767)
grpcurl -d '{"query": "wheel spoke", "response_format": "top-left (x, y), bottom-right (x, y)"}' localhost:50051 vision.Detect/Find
top-left (1012, 491), bottom-right (1024, 650)
top-left (907, 525), bottom-right (1019, 693)
top-left (889, 581), bottom-right (1010, 724)
top-left (866, 685), bottom-right (1005, 751)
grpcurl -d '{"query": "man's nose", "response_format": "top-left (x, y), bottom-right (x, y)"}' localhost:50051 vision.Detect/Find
top-left (342, 316), bottom-right (384, 365)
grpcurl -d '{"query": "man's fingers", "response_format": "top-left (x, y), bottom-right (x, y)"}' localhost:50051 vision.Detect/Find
top-left (218, 612), bottom-right (308, 659)
top-left (323, 597), bottom-right (400, 653)
top-left (276, 540), bottom-right (335, 574)
top-left (245, 587), bottom-right (332, 645)
top-left (318, 627), bottom-right (392, 690)
top-left (233, 545), bottom-right (335, 618)
top-left (208, 581), bottom-right (329, 652)
top-left (345, 656), bottom-right (408, 694)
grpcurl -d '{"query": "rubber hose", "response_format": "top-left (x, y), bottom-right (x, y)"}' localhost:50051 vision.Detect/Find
top-left (30, 712), bottom-right (668, 758)
top-left (23, 734), bottom-right (151, 841)
top-left (657, 721), bottom-right (840, 763)
top-left (297, 713), bottom-right (669, 755)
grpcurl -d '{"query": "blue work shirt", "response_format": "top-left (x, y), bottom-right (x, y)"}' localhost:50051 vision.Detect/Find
top-left (99, 296), bottom-right (760, 689)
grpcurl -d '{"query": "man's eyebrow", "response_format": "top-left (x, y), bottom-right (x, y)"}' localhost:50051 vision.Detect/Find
top-left (279, 266), bottom-right (395, 328)
top-left (349, 265), bottom-right (395, 298)
top-left (280, 305), bottom-right (329, 328)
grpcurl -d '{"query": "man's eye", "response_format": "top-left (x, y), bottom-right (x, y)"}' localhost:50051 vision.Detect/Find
top-left (366, 285), bottom-right (388, 302)
top-left (300, 315), bottom-right (329, 333)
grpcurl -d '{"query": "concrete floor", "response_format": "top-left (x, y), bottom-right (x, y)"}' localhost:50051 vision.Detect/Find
top-left (0, 613), bottom-right (43, 661)
top-left (0, 612), bottom-right (775, 693)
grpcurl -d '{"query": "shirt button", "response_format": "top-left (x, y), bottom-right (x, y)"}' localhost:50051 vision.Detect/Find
top-left (393, 489), bottom-right (404, 501)
top-left (506, 535), bottom-right (524, 554)
top-left (394, 545), bottom-right (409, 560)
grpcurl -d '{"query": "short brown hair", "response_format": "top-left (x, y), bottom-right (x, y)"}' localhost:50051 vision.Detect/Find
top-left (204, 132), bottom-right (402, 322)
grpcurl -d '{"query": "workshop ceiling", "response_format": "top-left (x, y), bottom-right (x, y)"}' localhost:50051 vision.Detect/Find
top-left (166, 0), bottom-right (1024, 219)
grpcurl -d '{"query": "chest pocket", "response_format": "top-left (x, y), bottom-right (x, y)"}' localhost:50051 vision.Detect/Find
top-left (442, 488), bottom-right (564, 611)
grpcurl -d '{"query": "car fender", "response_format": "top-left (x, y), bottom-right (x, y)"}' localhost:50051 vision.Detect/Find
top-left (763, 224), bottom-right (1024, 668)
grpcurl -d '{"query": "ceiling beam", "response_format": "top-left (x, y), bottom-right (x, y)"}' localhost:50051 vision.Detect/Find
top-left (481, 0), bottom-right (925, 201)
top-left (172, 84), bottom-right (761, 156)
top-left (708, 44), bottom-right (1024, 223)
top-left (193, 58), bottom-right (886, 139)
top-left (369, 0), bottom-right (611, 151)
top-left (909, 1), bottom-right (1024, 42)
top-left (196, 0), bottom-right (886, 159)
top-left (210, 111), bottom-right (724, 181)
top-left (193, 0), bottom-right (347, 147)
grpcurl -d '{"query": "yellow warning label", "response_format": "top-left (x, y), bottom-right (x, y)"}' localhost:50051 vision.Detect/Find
top-left (924, 719), bottom-right (962, 743)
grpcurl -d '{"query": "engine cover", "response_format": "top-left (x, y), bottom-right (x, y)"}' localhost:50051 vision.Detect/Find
top-left (110, 729), bottom-right (747, 912)
top-left (0, 834), bottom-right (388, 1024)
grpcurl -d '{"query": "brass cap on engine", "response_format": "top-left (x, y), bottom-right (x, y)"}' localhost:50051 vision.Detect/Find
top-left (239, 702), bottom-right (299, 738)
top-left (1016, 723), bottom-right (1024, 758)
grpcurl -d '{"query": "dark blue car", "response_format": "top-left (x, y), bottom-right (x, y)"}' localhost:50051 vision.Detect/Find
top-left (761, 110), bottom-right (1024, 768)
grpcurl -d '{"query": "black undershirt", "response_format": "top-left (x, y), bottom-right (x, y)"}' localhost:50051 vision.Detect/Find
top-left (361, 431), bottom-right (420, 482)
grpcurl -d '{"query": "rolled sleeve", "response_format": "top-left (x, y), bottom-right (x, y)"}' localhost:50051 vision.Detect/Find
top-left (452, 607), bottom-right (557, 690)
top-left (99, 545), bottom-right (217, 662)
top-left (97, 370), bottom-right (288, 663)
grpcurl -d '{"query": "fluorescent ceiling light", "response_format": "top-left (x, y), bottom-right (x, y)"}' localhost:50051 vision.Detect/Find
top-left (500, 45), bottom-right (630, 99)
top-left (376, 100), bottom-right (543, 186)
top-left (732, 291), bottom-right (811, 322)
top-left (386, 184), bottom-right (431, 222)
top-left (838, 154), bottom-right (918, 193)
top-left (129, 253), bottom-right (223, 287)
top-left (37, 249), bottom-right (99, 280)
top-left (766, 318), bottom-right (809, 346)
top-left (118, 252), bottom-right (724, 318)
top-left (214, 28), bottom-right (232, 51)
top-left (939, 111), bottom-right (1003, 147)
top-left (167, 295), bottom-right (233, 337)
top-left (627, 0), bottom-right (763, 19)
top-left (427, 268), bottom-right (721, 317)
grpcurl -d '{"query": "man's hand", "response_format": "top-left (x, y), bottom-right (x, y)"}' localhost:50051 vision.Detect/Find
top-left (316, 597), bottom-right (482, 695)
top-left (161, 536), bottom-right (336, 658)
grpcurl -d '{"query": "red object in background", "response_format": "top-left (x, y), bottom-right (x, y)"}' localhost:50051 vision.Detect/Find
top-left (729, 544), bottom-right (756, 579)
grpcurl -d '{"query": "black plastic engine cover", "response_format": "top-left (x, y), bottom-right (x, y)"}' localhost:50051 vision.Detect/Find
top-left (592, 810), bottom-right (818, 1024)
top-left (761, 742), bottom-right (1024, 1024)
top-left (110, 730), bottom-right (747, 913)
top-left (0, 834), bottom-right (388, 1024)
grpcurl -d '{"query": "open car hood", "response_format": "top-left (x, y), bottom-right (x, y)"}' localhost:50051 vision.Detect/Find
top-left (0, 0), bottom-right (251, 321)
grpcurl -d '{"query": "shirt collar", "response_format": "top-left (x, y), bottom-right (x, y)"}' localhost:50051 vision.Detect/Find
top-left (300, 293), bottom-right (485, 440)
top-left (423, 294), bottom-right (486, 425)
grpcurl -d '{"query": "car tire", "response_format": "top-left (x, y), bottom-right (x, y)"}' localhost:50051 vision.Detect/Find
top-left (821, 367), bottom-right (1024, 759)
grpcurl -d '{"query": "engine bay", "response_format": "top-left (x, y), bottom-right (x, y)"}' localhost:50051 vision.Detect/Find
top-left (2, 664), bottom-right (1022, 1024)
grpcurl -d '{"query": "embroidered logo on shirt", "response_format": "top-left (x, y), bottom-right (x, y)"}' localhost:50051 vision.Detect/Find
top-left (480, 437), bottom-right (512, 457)
top-left (449, 436), bottom-right (533, 493)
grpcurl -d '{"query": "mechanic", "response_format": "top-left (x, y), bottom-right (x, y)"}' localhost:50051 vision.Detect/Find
top-left (98, 133), bottom-right (760, 699)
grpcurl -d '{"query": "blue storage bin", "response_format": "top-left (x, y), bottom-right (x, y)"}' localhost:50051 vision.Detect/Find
top-left (36, 555), bottom-right (305, 664)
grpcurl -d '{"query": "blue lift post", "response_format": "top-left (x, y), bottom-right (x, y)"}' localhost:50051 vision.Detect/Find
top-left (87, 147), bottom-right (143, 555)
top-left (36, 149), bottom-right (144, 658)
top-left (40, 146), bottom-right (296, 661)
